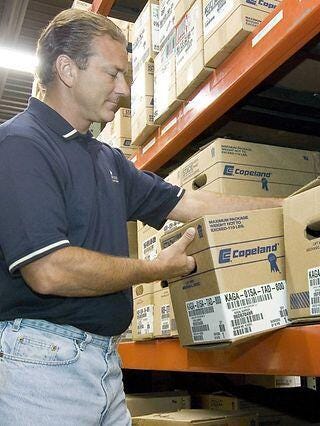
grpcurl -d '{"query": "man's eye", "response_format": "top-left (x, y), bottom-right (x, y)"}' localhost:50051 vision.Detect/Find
top-left (108, 72), bottom-right (117, 79)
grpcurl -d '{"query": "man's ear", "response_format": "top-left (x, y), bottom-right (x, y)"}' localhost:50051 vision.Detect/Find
top-left (55, 54), bottom-right (77, 87)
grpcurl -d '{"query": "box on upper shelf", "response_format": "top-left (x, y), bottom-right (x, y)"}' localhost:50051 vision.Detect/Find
top-left (132, 0), bottom-right (159, 79)
top-left (175, 0), bottom-right (214, 100)
top-left (203, 0), bottom-right (280, 68)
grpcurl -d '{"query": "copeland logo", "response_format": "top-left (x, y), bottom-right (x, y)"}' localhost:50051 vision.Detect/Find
top-left (223, 164), bottom-right (272, 191)
top-left (247, 0), bottom-right (277, 9)
top-left (223, 165), bottom-right (234, 176)
top-left (219, 243), bottom-right (281, 272)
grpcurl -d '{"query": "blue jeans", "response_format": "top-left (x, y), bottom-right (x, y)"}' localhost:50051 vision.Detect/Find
top-left (0, 318), bottom-right (131, 425)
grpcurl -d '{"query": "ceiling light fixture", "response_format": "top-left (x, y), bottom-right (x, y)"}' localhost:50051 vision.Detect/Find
top-left (0, 47), bottom-right (38, 74)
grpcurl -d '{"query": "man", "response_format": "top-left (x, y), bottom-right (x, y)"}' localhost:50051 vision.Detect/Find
top-left (0, 9), bottom-right (281, 425)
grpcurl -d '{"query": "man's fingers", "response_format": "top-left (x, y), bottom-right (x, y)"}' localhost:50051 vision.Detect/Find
top-left (176, 227), bottom-right (195, 250)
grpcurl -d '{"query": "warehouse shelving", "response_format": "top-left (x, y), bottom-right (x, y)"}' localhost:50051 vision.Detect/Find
top-left (93, 0), bottom-right (320, 172)
top-left (93, 0), bottom-right (320, 375)
top-left (119, 325), bottom-right (320, 376)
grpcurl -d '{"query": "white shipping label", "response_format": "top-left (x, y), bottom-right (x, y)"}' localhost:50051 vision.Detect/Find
top-left (308, 267), bottom-right (320, 316)
top-left (142, 235), bottom-right (158, 260)
top-left (151, 4), bottom-right (160, 52)
top-left (203, 0), bottom-right (234, 38)
top-left (161, 303), bottom-right (171, 335)
top-left (137, 304), bottom-right (154, 335)
top-left (186, 281), bottom-right (288, 343)
top-left (176, 4), bottom-right (200, 71)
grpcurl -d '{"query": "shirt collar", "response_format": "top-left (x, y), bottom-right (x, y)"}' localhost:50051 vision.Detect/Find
top-left (27, 97), bottom-right (92, 142)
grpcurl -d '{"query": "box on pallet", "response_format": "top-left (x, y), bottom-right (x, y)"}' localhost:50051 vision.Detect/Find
top-left (131, 61), bottom-right (158, 146)
top-left (132, 0), bottom-right (159, 79)
top-left (127, 391), bottom-right (190, 417)
top-left (195, 392), bottom-right (257, 411)
top-left (176, 0), bottom-right (213, 100)
top-left (132, 409), bottom-right (258, 425)
top-left (203, 0), bottom-right (280, 68)
top-left (161, 208), bottom-right (288, 347)
top-left (154, 281), bottom-right (178, 337)
top-left (154, 29), bottom-right (183, 124)
top-left (283, 178), bottom-right (320, 323)
top-left (132, 282), bottom-right (156, 340)
top-left (179, 138), bottom-right (320, 197)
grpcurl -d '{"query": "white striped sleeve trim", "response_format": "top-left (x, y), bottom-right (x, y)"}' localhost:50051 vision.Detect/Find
top-left (62, 129), bottom-right (77, 138)
top-left (176, 188), bottom-right (184, 198)
top-left (9, 240), bottom-right (70, 273)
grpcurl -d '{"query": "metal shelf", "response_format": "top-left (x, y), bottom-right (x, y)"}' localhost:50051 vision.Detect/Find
top-left (119, 324), bottom-right (320, 376)
top-left (131, 0), bottom-right (320, 172)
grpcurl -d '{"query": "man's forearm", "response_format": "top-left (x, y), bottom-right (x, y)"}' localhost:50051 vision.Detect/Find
top-left (168, 190), bottom-right (283, 223)
top-left (21, 246), bottom-right (162, 297)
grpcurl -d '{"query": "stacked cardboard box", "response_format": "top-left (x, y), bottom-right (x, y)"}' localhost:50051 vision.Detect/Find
top-left (283, 178), bottom-right (320, 323)
top-left (132, 0), bottom-right (159, 79)
top-left (132, 282), bottom-right (156, 340)
top-left (154, 29), bottom-right (183, 124)
top-left (127, 391), bottom-right (190, 417)
top-left (177, 138), bottom-right (320, 197)
top-left (176, 0), bottom-right (214, 100)
top-left (97, 108), bottom-right (137, 159)
top-left (159, 0), bottom-right (179, 48)
top-left (174, 0), bottom-right (197, 25)
top-left (131, 61), bottom-right (159, 146)
top-left (132, 409), bottom-right (257, 425)
top-left (131, 1), bottom-right (160, 145)
top-left (161, 207), bottom-right (288, 347)
top-left (203, 0), bottom-right (281, 68)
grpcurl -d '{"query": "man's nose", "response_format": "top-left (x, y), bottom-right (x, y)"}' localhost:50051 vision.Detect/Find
top-left (116, 73), bottom-right (130, 98)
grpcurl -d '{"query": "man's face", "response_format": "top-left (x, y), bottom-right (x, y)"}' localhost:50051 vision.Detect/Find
top-left (72, 35), bottom-right (130, 125)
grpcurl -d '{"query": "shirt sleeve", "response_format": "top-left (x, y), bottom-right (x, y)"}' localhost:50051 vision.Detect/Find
top-left (114, 149), bottom-right (185, 230)
top-left (0, 136), bottom-right (70, 274)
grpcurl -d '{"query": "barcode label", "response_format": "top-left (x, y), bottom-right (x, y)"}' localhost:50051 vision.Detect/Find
top-left (233, 326), bottom-right (252, 337)
top-left (226, 293), bottom-right (272, 310)
top-left (231, 313), bottom-right (263, 328)
top-left (136, 304), bottom-right (154, 335)
top-left (189, 306), bottom-right (215, 317)
top-left (186, 281), bottom-right (288, 344)
top-left (308, 267), bottom-right (320, 316)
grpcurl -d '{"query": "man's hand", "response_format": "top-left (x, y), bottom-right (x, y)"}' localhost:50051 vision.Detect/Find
top-left (153, 227), bottom-right (196, 280)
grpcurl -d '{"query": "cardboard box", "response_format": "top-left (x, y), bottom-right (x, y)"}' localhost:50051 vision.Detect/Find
top-left (179, 138), bottom-right (320, 198)
top-left (138, 221), bottom-right (183, 261)
top-left (203, 0), bottom-right (279, 68)
top-left (98, 108), bottom-right (137, 159)
top-left (154, 282), bottom-right (178, 337)
top-left (245, 375), bottom-right (301, 388)
top-left (132, 283), bottom-right (156, 340)
top-left (159, 0), bottom-right (179, 48)
top-left (154, 29), bottom-right (183, 124)
top-left (127, 391), bottom-right (190, 417)
top-left (161, 208), bottom-right (288, 347)
top-left (175, 0), bottom-right (213, 100)
top-left (203, 3), bottom-right (271, 68)
top-left (127, 221), bottom-right (138, 259)
top-left (132, 0), bottom-right (159, 79)
top-left (131, 61), bottom-right (159, 146)
top-left (71, 0), bottom-right (91, 10)
top-left (174, 0), bottom-right (197, 24)
top-left (283, 178), bottom-right (320, 322)
top-left (197, 393), bottom-right (257, 411)
top-left (132, 409), bottom-right (257, 425)
top-left (121, 322), bottom-right (133, 341)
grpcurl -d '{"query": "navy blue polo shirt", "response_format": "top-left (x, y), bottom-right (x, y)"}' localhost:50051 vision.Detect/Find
top-left (0, 97), bottom-right (184, 336)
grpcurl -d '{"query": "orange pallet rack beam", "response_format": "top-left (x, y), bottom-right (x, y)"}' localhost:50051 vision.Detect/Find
top-left (119, 324), bottom-right (320, 376)
top-left (132, 0), bottom-right (320, 172)
top-left (91, 0), bottom-right (114, 15)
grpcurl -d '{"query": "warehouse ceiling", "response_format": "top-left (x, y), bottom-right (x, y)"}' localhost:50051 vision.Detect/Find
top-left (0, 0), bottom-right (145, 124)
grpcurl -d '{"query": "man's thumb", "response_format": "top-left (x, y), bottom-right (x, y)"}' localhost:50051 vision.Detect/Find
top-left (178, 227), bottom-right (196, 250)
